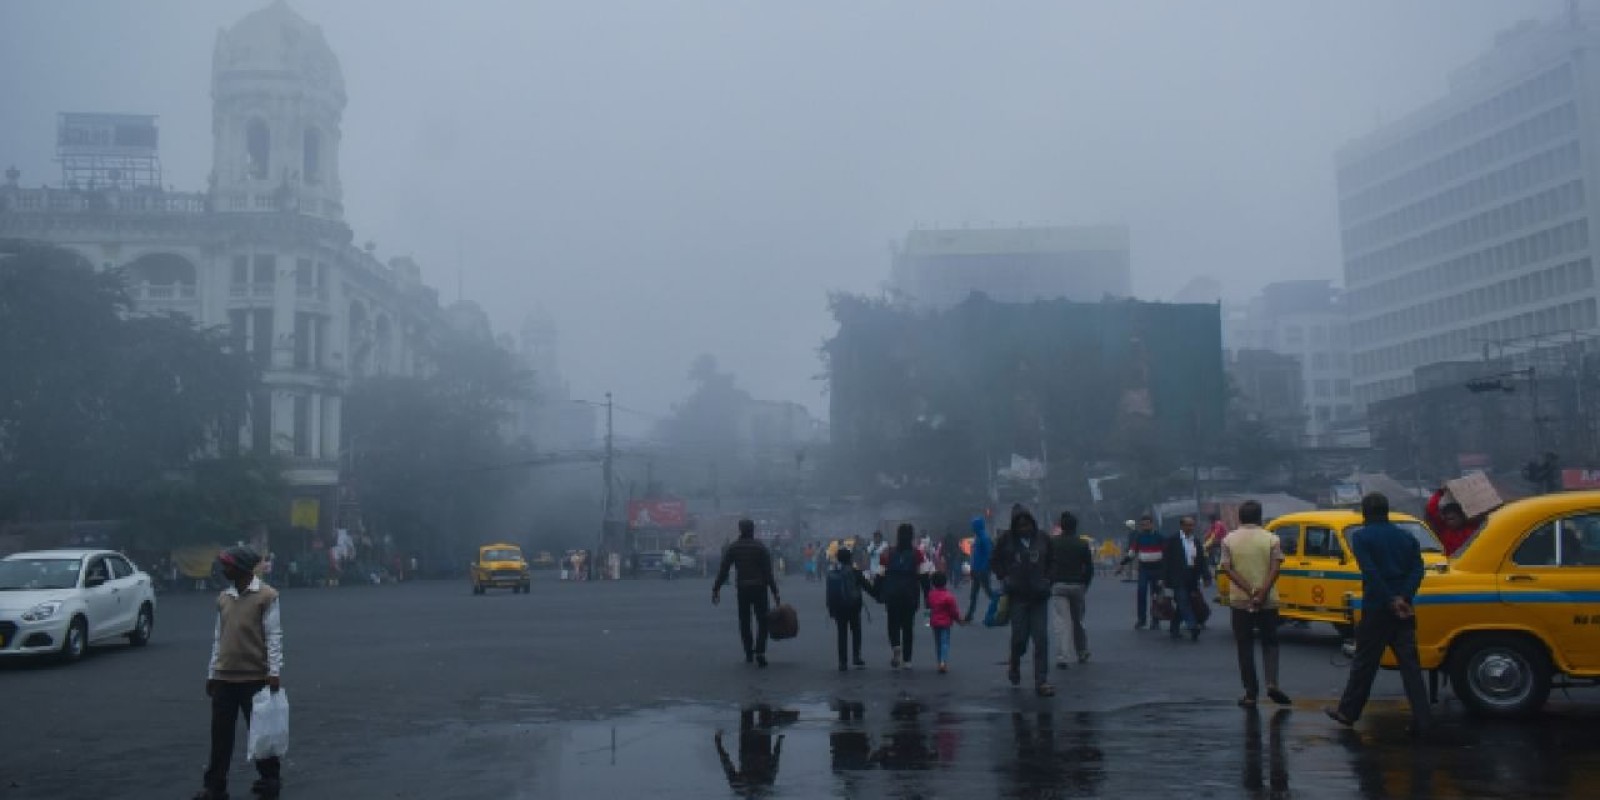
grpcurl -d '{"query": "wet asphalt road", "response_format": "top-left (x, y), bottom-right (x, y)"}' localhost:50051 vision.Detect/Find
top-left (3, 575), bottom-right (1598, 799)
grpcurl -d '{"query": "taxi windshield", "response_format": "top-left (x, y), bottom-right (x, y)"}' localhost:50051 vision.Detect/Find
top-left (0, 558), bottom-right (83, 590)
top-left (1345, 521), bottom-right (1444, 553)
top-left (483, 549), bottom-right (522, 561)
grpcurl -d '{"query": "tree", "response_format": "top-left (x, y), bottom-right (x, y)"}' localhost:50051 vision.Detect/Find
top-left (0, 240), bottom-right (260, 525)
top-left (342, 330), bottom-right (533, 561)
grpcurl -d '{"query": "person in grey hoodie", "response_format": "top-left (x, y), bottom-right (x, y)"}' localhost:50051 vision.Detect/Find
top-left (992, 508), bottom-right (1057, 696)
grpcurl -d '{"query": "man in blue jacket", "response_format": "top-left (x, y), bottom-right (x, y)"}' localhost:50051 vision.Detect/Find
top-left (1326, 492), bottom-right (1431, 734)
top-left (963, 516), bottom-right (994, 623)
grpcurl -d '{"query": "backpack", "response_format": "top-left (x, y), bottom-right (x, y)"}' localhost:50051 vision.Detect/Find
top-left (826, 568), bottom-right (863, 617)
top-left (878, 547), bottom-right (921, 607)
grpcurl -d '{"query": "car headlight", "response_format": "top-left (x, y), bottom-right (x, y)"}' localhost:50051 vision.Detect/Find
top-left (21, 601), bottom-right (62, 622)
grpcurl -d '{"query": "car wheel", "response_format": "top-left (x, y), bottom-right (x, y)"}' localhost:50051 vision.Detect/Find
top-left (59, 616), bottom-right (88, 663)
top-left (128, 604), bottom-right (154, 647)
top-left (1449, 634), bottom-right (1552, 718)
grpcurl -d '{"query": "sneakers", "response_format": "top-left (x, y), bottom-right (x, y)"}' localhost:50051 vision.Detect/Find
top-left (745, 652), bottom-right (755, 665)
top-left (938, 663), bottom-right (948, 674)
top-left (1036, 683), bottom-right (1056, 697)
top-left (1078, 650), bottom-right (1091, 664)
top-left (1266, 687), bottom-right (1292, 706)
top-left (838, 663), bottom-right (848, 672)
top-left (1324, 706), bottom-right (1354, 727)
top-left (852, 657), bottom-right (866, 669)
top-left (890, 646), bottom-right (902, 670)
top-left (1055, 659), bottom-right (1070, 670)
top-left (1007, 662), bottom-right (1021, 687)
top-left (1134, 621), bottom-right (1147, 630)
top-left (756, 654), bottom-right (768, 668)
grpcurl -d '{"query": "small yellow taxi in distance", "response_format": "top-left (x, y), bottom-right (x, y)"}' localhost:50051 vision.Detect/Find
top-left (471, 543), bottom-right (531, 595)
top-left (1369, 490), bottom-right (1600, 717)
top-left (1216, 510), bottom-right (1446, 635)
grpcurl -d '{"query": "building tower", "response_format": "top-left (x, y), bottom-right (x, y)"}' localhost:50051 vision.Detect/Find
top-left (210, 0), bottom-right (346, 220)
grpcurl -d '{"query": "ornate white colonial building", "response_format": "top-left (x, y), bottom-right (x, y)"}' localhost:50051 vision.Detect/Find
top-left (0, 2), bottom-right (451, 531)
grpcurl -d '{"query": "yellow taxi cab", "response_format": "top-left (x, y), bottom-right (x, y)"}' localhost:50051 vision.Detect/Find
top-left (1216, 510), bottom-right (1447, 635)
top-left (470, 543), bottom-right (530, 595)
top-left (1370, 491), bottom-right (1600, 717)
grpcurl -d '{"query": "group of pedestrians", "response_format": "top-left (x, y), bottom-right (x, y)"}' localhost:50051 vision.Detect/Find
top-left (710, 493), bottom-right (1434, 737)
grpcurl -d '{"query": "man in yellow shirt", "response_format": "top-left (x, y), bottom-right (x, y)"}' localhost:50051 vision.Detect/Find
top-left (1219, 500), bottom-right (1291, 708)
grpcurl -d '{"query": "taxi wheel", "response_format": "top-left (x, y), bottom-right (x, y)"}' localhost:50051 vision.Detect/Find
top-left (1449, 634), bottom-right (1552, 718)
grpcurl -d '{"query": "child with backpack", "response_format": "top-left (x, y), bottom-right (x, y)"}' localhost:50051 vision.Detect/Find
top-left (826, 547), bottom-right (876, 671)
top-left (927, 572), bottom-right (964, 674)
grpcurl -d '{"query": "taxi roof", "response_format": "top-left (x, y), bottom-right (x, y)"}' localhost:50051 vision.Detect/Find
top-left (1266, 509), bottom-right (1426, 527)
top-left (479, 543), bottom-right (522, 551)
top-left (1454, 490), bottom-right (1600, 570)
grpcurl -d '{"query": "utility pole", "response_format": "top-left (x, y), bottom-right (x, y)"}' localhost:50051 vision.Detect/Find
top-left (602, 391), bottom-right (615, 522)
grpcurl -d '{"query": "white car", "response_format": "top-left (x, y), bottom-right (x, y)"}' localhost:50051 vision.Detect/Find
top-left (0, 549), bottom-right (157, 662)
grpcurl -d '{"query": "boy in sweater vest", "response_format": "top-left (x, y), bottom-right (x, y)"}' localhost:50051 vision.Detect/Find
top-left (194, 546), bottom-right (283, 800)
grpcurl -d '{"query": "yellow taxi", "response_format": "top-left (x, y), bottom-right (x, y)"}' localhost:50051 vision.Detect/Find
top-left (1216, 510), bottom-right (1447, 635)
top-left (1372, 491), bottom-right (1600, 717)
top-left (470, 543), bottom-right (530, 595)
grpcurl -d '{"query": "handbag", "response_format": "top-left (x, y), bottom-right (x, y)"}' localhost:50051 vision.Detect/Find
top-left (1189, 588), bottom-right (1212, 625)
top-left (1152, 592), bottom-right (1176, 622)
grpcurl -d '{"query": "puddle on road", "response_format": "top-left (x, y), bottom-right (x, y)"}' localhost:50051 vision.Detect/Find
top-left (439, 698), bottom-right (1600, 799)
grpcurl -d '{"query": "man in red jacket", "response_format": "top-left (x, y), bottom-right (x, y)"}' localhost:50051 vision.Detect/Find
top-left (1425, 489), bottom-right (1482, 556)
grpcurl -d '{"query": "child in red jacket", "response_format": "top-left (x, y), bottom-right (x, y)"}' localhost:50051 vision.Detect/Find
top-left (927, 572), bottom-right (965, 673)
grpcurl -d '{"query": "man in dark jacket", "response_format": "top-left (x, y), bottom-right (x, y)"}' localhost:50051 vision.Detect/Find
top-left (1327, 493), bottom-right (1431, 734)
top-left (713, 519), bottom-right (782, 667)
top-left (1048, 511), bottom-right (1094, 668)
top-left (1159, 515), bottom-right (1213, 642)
top-left (992, 508), bottom-right (1057, 696)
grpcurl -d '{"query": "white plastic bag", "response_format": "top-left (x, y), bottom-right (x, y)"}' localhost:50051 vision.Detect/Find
top-left (247, 688), bottom-right (290, 761)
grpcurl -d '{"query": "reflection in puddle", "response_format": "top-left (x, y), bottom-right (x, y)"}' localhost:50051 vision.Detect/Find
top-left (518, 699), bottom-right (1600, 799)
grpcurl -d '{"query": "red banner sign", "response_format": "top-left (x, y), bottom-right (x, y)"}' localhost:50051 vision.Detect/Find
top-left (627, 498), bottom-right (688, 529)
top-left (1562, 469), bottom-right (1600, 490)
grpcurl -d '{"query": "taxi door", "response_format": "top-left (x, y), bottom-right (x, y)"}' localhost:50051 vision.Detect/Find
top-left (1265, 523), bottom-right (1303, 613)
top-left (1501, 511), bottom-right (1600, 668)
top-left (1291, 524), bottom-right (1350, 622)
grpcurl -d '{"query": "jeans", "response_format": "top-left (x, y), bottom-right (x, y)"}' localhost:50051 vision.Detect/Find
top-left (736, 585), bottom-right (771, 657)
top-left (1136, 564), bottom-right (1162, 624)
top-left (933, 627), bottom-right (952, 664)
top-left (886, 602), bottom-right (917, 663)
top-left (1231, 607), bottom-right (1282, 696)
top-left (1336, 606), bottom-right (1431, 727)
top-left (1050, 583), bottom-right (1089, 661)
top-left (834, 610), bottom-right (862, 666)
top-left (965, 569), bottom-right (995, 620)
top-left (204, 680), bottom-right (281, 790)
top-left (1009, 596), bottom-right (1050, 685)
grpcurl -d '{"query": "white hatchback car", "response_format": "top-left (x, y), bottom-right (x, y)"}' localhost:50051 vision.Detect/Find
top-left (0, 549), bottom-right (157, 662)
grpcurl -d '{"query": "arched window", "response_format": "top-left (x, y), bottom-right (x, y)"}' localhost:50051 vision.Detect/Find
top-left (246, 119), bottom-right (270, 179)
top-left (303, 127), bottom-right (322, 184)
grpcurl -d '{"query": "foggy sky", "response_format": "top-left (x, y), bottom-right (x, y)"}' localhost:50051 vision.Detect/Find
top-left (0, 1), bottom-right (1565, 427)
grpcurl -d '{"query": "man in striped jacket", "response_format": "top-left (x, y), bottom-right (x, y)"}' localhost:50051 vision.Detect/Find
top-left (1130, 515), bottom-right (1166, 629)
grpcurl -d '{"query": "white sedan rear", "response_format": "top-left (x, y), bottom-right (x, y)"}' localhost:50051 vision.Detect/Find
top-left (0, 549), bottom-right (157, 662)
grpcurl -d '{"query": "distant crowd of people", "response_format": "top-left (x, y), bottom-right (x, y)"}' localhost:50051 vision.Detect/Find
top-left (710, 492), bottom-right (1432, 733)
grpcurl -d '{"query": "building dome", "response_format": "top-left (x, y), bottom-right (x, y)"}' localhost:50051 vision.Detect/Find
top-left (214, 0), bottom-right (344, 101)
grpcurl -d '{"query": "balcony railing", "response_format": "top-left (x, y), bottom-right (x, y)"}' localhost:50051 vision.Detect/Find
top-left (0, 187), bottom-right (206, 214)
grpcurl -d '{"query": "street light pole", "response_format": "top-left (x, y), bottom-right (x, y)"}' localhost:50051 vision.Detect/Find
top-left (602, 391), bottom-right (615, 524)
